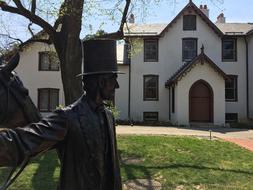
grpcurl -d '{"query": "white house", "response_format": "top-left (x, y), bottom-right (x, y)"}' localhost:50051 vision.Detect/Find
top-left (116, 0), bottom-right (253, 126)
top-left (13, 0), bottom-right (253, 126)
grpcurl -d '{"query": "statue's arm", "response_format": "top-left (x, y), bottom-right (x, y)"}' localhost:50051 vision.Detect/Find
top-left (0, 110), bottom-right (68, 167)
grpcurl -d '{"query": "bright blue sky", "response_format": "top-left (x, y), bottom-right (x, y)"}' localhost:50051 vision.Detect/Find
top-left (84, 0), bottom-right (253, 38)
top-left (1, 0), bottom-right (253, 43)
top-left (157, 0), bottom-right (253, 23)
top-left (96, 0), bottom-right (252, 32)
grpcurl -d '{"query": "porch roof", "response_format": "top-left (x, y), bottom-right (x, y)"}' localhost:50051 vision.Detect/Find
top-left (165, 46), bottom-right (229, 88)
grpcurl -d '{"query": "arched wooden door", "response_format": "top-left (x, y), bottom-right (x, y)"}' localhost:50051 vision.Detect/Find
top-left (189, 80), bottom-right (213, 122)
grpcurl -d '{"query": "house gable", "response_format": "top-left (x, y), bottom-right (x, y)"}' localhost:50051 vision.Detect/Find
top-left (124, 1), bottom-right (223, 38)
top-left (160, 1), bottom-right (223, 37)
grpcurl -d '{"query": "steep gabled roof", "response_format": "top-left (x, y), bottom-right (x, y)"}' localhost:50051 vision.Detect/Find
top-left (165, 47), bottom-right (228, 87)
top-left (160, 0), bottom-right (224, 37)
top-left (216, 23), bottom-right (253, 35)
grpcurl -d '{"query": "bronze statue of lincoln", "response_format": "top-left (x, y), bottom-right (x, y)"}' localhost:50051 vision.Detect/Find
top-left (0, 39), bottom-right (122, 190)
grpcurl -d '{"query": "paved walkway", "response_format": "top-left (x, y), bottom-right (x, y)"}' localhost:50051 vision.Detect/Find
top-left (116, 125), bottom-right (253, 151)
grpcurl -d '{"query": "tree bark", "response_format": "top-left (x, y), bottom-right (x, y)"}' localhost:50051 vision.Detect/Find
top-left (53, 0), bottom-right (84, 105)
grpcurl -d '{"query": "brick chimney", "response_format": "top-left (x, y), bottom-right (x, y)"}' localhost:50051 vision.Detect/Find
top-left (128, 13), bottom-right (135, 24)
top-left (216, 13), bottom-right (226, 23)
top-left (199, 4), bottom-right (209, 18)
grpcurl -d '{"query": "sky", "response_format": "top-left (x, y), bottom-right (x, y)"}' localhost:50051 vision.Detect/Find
top-left (144, 0), bottom-right (253, 23)
top-left (83, 0), bottom-right (253, 38)
top-left (0, 0), bottom-right (253, 44)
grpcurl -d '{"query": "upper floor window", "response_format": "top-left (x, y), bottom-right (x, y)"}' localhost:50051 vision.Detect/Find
top-left (222, 38), bottom-right (237, 62)
top-left (144, 39), bottom-right (158, 62)
top-left (38, 88), bottom-right (59, 112)
top-left (225, 75), bottom-right (237, 102)
top-left (39, 51), bottom-right (60, 71)
top-left (143, 75), bottom-right (159, 101)
top-left (183, 15), bottom-right (196, 30)
top-left (182, 38), bottom-right (197, 62)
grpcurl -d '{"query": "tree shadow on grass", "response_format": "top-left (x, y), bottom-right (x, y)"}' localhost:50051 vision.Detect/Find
top-left (121, 161), bottom-right (253, 189)
top-left (31, 150), bottom-right (59, 190)
top-left (121, 162), bottom-right (253, 180)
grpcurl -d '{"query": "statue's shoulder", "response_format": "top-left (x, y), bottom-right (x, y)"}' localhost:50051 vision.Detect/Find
top-left (55, 95), bottom-right (86, 118)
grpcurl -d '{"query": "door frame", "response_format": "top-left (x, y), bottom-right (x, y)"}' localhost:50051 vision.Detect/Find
top-left (189, 80), bottom-right (214, 123)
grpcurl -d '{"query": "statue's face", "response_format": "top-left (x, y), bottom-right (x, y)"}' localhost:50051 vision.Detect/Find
top-left (99, 74), bottom-right (119, 100)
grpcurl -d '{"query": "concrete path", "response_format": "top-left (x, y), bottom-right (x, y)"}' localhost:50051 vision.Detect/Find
top-left (116, 125), bottom-right (253, 151)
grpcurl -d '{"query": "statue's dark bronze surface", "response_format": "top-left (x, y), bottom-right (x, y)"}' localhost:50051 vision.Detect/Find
top-left (0, 53), bottom-right (41, 128)
top-left (0, 40), bottom-right (122, 190)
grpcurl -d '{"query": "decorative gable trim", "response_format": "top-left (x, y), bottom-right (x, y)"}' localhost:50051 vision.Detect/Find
top-left (247, 29), bottom-right (253, 36)
top-left (165, 46), bottom-right (228, 88)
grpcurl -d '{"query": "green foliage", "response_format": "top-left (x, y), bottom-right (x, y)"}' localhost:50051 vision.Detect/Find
top-left (56, 104), bottom-right (64, 110)
top-left (83, 29), bottom-right (107, 40)
top-left (105, 100), bottom-right (120, 119)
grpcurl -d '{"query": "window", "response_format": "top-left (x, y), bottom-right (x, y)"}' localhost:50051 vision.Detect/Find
top-left (38, 88), bottom-right (59, 112)
top-left (39, 51), bottom-right (60, 71)
top-left (182, 38), bottom-right (197, 61)
top-left (143, 75), bottom-right (159, 101)
top-left (143, 112), bottom-right (158, 122)
top-left (183, 15), bottom-right (196, 30)
top-left (222, 38), bottom-right (237, 61)
top-left (225, 75), bottom-right (237, 102)
top-left (225, 113), bottom-right (238, 123)
top-left (144, 39), bottom-right (158, 62)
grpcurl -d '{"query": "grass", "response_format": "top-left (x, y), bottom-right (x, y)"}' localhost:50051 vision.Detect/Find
top-left (1, 136), bottom-right (253, 190)
top-left (119, 136), bottom-right (253, 189)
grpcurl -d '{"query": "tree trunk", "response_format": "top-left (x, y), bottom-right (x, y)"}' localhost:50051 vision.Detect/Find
top-left (54, 0), bottom-right (84, 105)
top-left (56, 36), bottom-right (83, 105)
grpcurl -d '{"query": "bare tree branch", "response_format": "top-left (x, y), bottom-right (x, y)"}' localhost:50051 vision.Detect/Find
top-left (31, 0), bottom-right (36, 14)
top-left (98, 0), bottom-right (131, 40)
top-left (119, 0), bottom-right (131, 34)
top-left (0, 1), bottom-right (21, 14)
top-left (0, 0), bottom-right (56, 39)
top-left (28, 22), bottom-right (35, 36)
top-left (0, 33), bottom-right (23, 44)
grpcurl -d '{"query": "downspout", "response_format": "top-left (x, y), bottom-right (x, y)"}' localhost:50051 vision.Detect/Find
top-left (169, 87), bottom-right (171, 120)
top-left (125, 40), bottom-right (131, 123)
top-left (244, 36), bottom-right (249, 119)
top-left (128, 56), bottom-right (131, 123)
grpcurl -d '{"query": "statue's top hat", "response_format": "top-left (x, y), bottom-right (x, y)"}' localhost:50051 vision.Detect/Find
top-left (78, 39), bottom-right (124, 76)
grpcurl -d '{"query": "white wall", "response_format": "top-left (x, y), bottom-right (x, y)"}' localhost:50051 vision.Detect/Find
top-left (15, 43), bottom-right (65, 114)
top-left (174, 61), bottom-right (225, 125)
top-left (223, 37), bottom-right (247, 121)
top-left (248, 35), bottom-right (253, 119)
top-left (115, 65), bottom-right (129, 120)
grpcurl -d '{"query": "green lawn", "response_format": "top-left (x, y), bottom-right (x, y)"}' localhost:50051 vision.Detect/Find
top-left (1, 136), bottom-right (253, 190)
